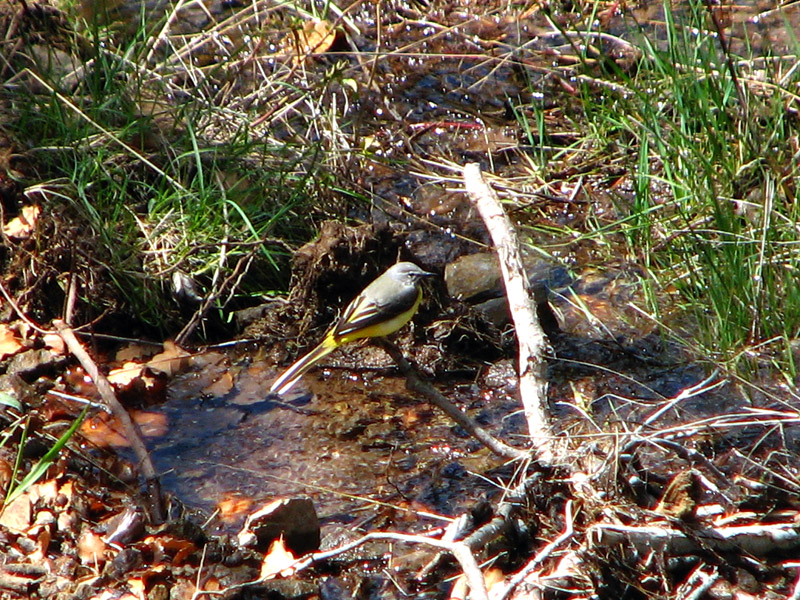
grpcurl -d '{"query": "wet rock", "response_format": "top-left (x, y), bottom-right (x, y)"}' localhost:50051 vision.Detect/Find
top-left (252, 579), bottom-right (318, 599)
top-left (473, 296), bottom-right (510, 327)
top-left (319, 526), bottom-right (385, 566)
top-left (6, 348), bottom-right (63, 381)
top-left (482, 359), bottom-right (517, 390)
top-left (327, 414), bottom-right (370, 440)
top-left (444, 253), bottom-right (563, 330)
top-left (319, 576), bottom-right (349, 600)
top-left (234, 301), bottom-right (280, 331)
top-left (445, 253), bottom-right (561, 333)
top-left (0, 373), bottom-right (36, 407)
top-left (404, 229), bottom-right (465, 271)
top-left (237, 496), bottom-right (320, 555)
top-left (444, 253), bottom-right (502, 301)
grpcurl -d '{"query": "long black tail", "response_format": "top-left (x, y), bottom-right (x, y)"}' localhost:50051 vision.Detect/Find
top-left (269, 339), bottom-right (336, 395)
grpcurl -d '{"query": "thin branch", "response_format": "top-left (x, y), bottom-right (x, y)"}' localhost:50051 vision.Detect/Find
top-left (590, 520), bottom-right (800, 555)
top-left (499, 500), bottom-right (575, 600)
top-left (377, 339), bottom-right (526, 461)
top-left (53, 320), bottom-right (165, 524)
top-left (175, 247), bottom-right (258, 345)
top-left (198, 531), bottom-right (490, 600)
top-left (463, 163), bottom-right (553, 462)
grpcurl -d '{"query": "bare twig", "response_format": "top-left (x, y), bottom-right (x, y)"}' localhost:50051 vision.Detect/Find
top-left (677, 565), bottom-right (720, 600)
top-left (175, 247), bottom-right (257, 345)
top-left (200, 530), bottom-right (490, 600)
top-left (295, 532), bottom-right (489, 600)
top-left (418, 472), bottom-right (539, 580)
top-left (461, 474), bottom-right (537, 550)
top-left (590, 520), bottom-right (800, 555)
top-left (53, 320), bottom-right (165, 524)
top-left (377, 339), bottom-right (526, 461)
top-left (463, 163), bottom-right (553, 462)
top-left (498, 500), bottom-right (575, 600)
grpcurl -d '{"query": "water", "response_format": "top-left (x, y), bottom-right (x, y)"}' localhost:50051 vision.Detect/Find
top-left (77, 0), bottom-right (800, 531)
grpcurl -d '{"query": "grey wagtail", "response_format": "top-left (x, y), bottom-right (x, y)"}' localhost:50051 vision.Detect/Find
top-left (270, 262), bottom-right (434, 395)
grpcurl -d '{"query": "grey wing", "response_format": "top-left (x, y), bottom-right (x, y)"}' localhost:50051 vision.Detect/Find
top-left (333, 284), bottom-right (419, 339)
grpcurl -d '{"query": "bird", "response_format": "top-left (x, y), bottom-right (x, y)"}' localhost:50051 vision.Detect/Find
top-left (269, 261), bottom-right (434, 395)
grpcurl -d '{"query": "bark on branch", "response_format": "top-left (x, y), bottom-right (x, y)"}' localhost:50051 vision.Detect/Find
top-left (463, 163), bottom-right (553, 461)
top-left (54, 320), bottom-right (165, 524)
top-left (590, 521), bottom-right (800, 555)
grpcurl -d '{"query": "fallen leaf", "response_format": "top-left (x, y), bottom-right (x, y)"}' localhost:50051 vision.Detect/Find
top-left (133, 411), bottom-right (168, 438)
top-left (260, 536), bottom-right (297, 579)
top-left (278, 18), bottom-right (337, 65)
top-left (217, 494), bottom-right (254, 524)
top-left (81, 411), bottom-right (168, 447)
top-left (3, 205), bottom-right (40, 239)
top-left (31, 478), bottom-right (60, 504)
top-left (42, 333), bottom-right (66, 354)
top-left (0, 324), bottom-right (24, 359)
top-left (0, 455), bottom-right (12, 493)
top-left (0, 493), bottom-right (32, 531)
top-left (77, 528), bottom-right (107, 565)
top-left (0, 391), bottom-right (20, 410)
top-left (81, 414), bottom-right (130, 447)
top-left (31, 522), bottom-right (52, 561)
top-left (106, 361), bottom-right (145, 387)
top-left (295, 19), bottom-right (336, 55)
top-left (147, 341), bottom-right (191, 376)
top-left (202, 371), bottom-right (234, 397)
top-left (143, 535), bottom-right (197, 565)
top-left (115, 343), bottom-right (158, 362)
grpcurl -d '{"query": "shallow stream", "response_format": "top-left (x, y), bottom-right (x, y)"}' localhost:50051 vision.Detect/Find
top-left (74, 0), bottom-right (800, 534)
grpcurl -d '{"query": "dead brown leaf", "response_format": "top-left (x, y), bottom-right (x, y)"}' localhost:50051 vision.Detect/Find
top-left (279, 18), bottom-right (337, 65)
top-left (217, 493), bottom-right (254, 524)
top-left (115, 343), bottom-right (158, 362)
top-left (0, 493), bottom-right (32, 531)
top-left (143, 535), bottom-right (197, 565)
top-left (30, 478), bottom-right (60, 504)
top-left (147, 340), bottom-right (191, 376)
top-left (0, 456), bottom-right (12, 494)
top-left (42, 333), bottom-right (66, 354)
top-left (106, 361), bottom-right (146, 387)
top-left (3, 205), bottom-right (41, 239)
top-left (202, 370), bottom-right (234, 397)
top-left (0, 324), bottom-right (24, 359)
top-left (296, 19), bottom-right (336, 54)
top-left (77, 528), bottom-right (107, 565)
top-left (81, 413), bottom-right (130, 447)
top-left (80, 410), bottom-right (168, 447)
top-left (30, 522), bottom-right (52, 562)
top-left (260, 536), bottom-right (297, 579)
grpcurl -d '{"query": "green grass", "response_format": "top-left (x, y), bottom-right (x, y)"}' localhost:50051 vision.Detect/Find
top-left (1, 408), bottom-right (88, 508)
top-left (7, 0), bottom-right (799, 374)
top-left (526, 0), bottom-right (800, 377)
top-left (3, 2), bottom-right (340, 334)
